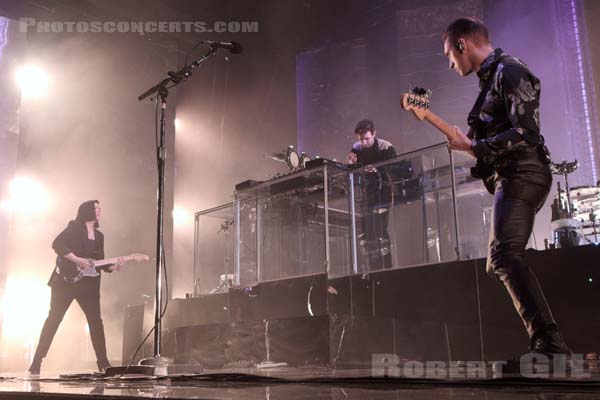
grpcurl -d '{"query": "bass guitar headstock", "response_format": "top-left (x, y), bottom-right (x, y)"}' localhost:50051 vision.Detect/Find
top-left (401, 86), bottom-right (432, 121)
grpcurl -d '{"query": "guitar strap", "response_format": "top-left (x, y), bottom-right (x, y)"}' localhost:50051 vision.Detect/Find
top-left (467, 55), bottom-right (505, 132)
top-left (467, 57), bottom-right (504, 190)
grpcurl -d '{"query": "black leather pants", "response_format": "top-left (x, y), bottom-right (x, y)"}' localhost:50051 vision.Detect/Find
top-left (486, 175), bottom-right (556, 339)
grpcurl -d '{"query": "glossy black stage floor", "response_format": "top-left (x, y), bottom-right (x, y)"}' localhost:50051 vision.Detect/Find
top-left (1, 367), bottom-right (600, 400)
top-left (2, 245), bottom-right (599, 399)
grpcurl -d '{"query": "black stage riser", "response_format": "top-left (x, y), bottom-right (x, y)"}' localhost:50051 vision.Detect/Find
top-left (125, 245), bottom-right (600, 368)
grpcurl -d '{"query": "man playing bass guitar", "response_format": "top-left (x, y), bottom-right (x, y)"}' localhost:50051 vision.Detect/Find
top-left (439, 17), bottom-right (571, 361)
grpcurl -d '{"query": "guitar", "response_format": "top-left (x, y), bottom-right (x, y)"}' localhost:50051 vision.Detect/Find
top-left (56, 253), bottom-right (150, 283)
top-left (400, 87), bottom-right (464, 145)
top-left (401, 87), bottom-right (495, 193)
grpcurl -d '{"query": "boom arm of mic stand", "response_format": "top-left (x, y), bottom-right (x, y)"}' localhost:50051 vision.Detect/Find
top-left (137, 47), bottom-right (218, 102)
top-left (137, 77), bottom-right (171, 101)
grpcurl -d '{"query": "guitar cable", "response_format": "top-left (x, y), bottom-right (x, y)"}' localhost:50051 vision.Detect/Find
top-left (118, 243), bottom-right (169, 377)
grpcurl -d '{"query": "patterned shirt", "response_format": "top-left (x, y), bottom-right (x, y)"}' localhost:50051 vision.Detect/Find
top-left (470, 48), bottom-right (543, 164)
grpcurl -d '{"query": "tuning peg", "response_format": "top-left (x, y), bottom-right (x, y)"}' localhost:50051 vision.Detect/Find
top-left (411, 86), bottom-right (430, 97)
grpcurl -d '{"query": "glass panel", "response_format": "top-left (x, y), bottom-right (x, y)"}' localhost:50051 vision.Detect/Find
top-left (193, 204), bottom-right (234, 295)
top-left (452, 152), bottom-right (493, 260)
top-left (350, 143), bottom-right (460, 273)
top-left (325, 164), bottom-right (354, 279)
top-left (198, 147), bottom-right (485, 287)
top-left (234, 162), bottom-right (351, 284)
top-left (234, 193), bottom-right (259, 287)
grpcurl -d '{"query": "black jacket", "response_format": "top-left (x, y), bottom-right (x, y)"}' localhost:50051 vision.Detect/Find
top-left (469, 48), bottom-right (551, 195)
top-left (48, 220), bottom-right (108, 287)
top-left (52, 220), bottom-right (105, 260)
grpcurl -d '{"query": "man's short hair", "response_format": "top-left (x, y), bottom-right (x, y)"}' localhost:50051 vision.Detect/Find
top-left (355, 119), bottom-right (375, 135)
top-left (443, 17), bottom-right (489, 45)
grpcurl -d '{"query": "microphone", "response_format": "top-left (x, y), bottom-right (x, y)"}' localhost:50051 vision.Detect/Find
top-left (203, 40), bottom-right (243, 54)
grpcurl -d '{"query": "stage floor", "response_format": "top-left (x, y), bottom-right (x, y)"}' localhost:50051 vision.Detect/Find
top-left (1, 365), bottom-right (599, 400)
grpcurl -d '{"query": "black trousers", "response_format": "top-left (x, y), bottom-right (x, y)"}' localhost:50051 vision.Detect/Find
top-left (487, 176), bottom-right (556, 340)
top-left (361, 182), bottom-right (392, 269)
top-left (32, 277), bottom-right (109, 367)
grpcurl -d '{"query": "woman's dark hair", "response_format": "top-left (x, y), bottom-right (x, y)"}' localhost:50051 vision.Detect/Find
top-left (76, 200), bottom-right (99, 228)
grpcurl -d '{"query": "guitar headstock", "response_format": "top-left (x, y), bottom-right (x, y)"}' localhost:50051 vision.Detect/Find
top-left (401, 86), bottom-right (432, 121)
top-left (130, 253), bottom-right (150, 262)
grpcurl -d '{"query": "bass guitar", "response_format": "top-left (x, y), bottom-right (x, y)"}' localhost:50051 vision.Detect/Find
top-left (400, 87), bottom-right (495, 193)
top-left (400, 87), bottom-right (464, 146)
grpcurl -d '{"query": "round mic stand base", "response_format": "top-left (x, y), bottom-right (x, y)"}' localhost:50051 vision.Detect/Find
top-left (139, 356), bottom-right (174, 376)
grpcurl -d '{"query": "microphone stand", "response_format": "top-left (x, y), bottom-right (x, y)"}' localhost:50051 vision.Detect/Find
top-left (136, 47), bottom-right (218, 373)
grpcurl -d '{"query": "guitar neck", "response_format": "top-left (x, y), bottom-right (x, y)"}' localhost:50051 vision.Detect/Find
top-left (93, 255), bottom-right (135, 267)
top-left (423, 112), bottom-right (458, 142)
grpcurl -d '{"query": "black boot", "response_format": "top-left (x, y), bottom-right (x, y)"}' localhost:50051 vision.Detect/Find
top-left (493, 330), bottom-right (573, 377)
top-left (97, 360), bottom-right (112, 373)
top-left (530, 330), bottom-right (572, 355)
top-left (28, 359), bottom-right (42, 375)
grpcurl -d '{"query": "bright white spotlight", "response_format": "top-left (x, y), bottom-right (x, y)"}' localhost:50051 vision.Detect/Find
top-left (1, 176), bottom-right (49, 215)
top-left (172, 206), bottom-right (190, 227)
top-left (15, 65), bottom-right (50, 99)
top-left (1, 276), bottom-right (50, 343)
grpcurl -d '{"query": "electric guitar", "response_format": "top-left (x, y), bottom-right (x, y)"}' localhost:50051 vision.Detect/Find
top-left (56, 253), bottom-right (150, 283)
top-left (401, 87), bottom-right (495, 193)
